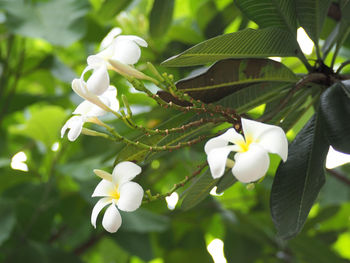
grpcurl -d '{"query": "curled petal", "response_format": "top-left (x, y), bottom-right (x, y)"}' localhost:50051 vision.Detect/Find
top-left (92, 179), bottom-right (115, 197)
top-left (102, 203), bottom-right (122, 233)
top-left (100, 27), bottom-right (122, 50)
top-left (241, 118), bottom-right (288, 161)
top-left (205, 128), bottom-right (244, 154)
top-left (86, 66), bottom-right (110, 95)
top-left (117, 182), bottom-right (144, 212)
top-left (61, 116), bottom-right (84, 141)
top-left (99, 86), bottom-right (119, 112)
top-left (93, 169), bottom-right (112, 181)
top-left (256, 127), bottom-right (288, 162)
top-left (232, 144), bottom-right (270, 183)
top-left (111, 39), bottom-right (141, 65)
top-left (91, 197), bottom-right (112, 228)
top-left (112, 161), bottom-right (142, 185)
top-left (73, 100), bottom-right (106, 117)
top-left (207, 145), bottom-right (238, 179)
top-left (117, 35), bottom-right (148, 47)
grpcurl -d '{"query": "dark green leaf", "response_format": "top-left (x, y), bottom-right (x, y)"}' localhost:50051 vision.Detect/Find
top-left (181, 169), bottom-right (218, 211)
top-left (217, 82), bottom-right (291, 114)
top-left (216, 170), bottom-right (237, 193)
top-left (149, 0), bottom-right (174, 38)
top-left (162, 28), bottom-right (300, 67)
top-left (0, 0), bottom-right (89, 46)
top-left (271, 112), bottom-right (329, 239)
top-left (320, 81), bottom-right (350, 154)
top-left (295, 0), bottom-right (332, 44)
top-left (235, 0), bottom-right (297, 35)
top-left (174, 58), bottom-right (297, 103)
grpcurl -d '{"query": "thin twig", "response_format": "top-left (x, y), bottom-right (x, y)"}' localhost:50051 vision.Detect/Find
top-left (326, 168), bottom-right (350, 186)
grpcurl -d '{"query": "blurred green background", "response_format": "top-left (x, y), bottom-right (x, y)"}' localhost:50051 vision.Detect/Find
top-left (1, 0), bottom-right (350, 262)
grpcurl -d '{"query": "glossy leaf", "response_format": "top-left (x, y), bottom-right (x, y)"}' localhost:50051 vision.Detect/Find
top-left (235, 0), bottom-right (297, 35)
top-left (149, 0), bottom-right (174, 38)
top-left (320, 81), bottom-right (350, 154)
top-left (174, 58), bottom-right (297, 103)
top-left (0, 0), bottom-right (89, 46)
top-left (271, 113), bottom-right (329, 239)
top-left (181, 169), bottom-right (218, 211)
top-left (295, 0), bottom-right (332, 44)
top-left (162, 28), bottom-right (300, 67)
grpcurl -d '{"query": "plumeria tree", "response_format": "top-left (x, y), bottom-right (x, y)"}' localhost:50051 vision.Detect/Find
top-left (1, 0), bottom-right (350, 262)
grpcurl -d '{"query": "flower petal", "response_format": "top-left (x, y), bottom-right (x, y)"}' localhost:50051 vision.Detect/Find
top-left (111, 39), bottom-right (141, 65)
top-left (92, 179), bottom-right (114, 197)
top-left (100, 27), bottom-right (122, 50)
top-left (86, 66), bottom-right (110, 95)
top-left (117, 182), bottom-right (144, 212)
top-left (93, 169), bottom-right (112, 181)
top-left (232, 144), bottom-right (270, 183)
top-left (91, 197), bottom-right (112, 228)
top-left (204, 128), bottom-right (244, 154)
top-left (102, 203), bottom-right (122, 233)
top-left (241, 118), bottom-right (288, 161)
top-left (207, 145), bottom-right (237, 179)
top-left (99, 86), bottom-right (119, 112)
top-left (73, 100), bottom-right (106, 117)
top-left (61, 116), bottom-right (84, 141)
top-left (112, 161), bottom-right (142, 185)
top-left (117, 35), bottom-right (148, 47)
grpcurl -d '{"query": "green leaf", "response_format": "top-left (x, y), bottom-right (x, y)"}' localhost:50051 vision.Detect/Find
top-left (0, 199), bottom-right (15, 246)
top-left (96, 0), bottom-right (132, 21)
top-left (162, 28), bottom-right (300, 67)
top-left (235, 0), bottom-right (297, 35)
top-left (320, 81), bottom-right (350, 154)
top-left (217, 82), bottom-right (291, 114)
top-left (216, 170), bottom-right (237, 193)
top-left (120, 209), bottom-right (170, 233)
top-left (181, 169), bottom-right (218, 211)
top-left (295, 0), bottom-right (332, 44)
top-left (149, 0), bottom-right (174, 38)
top-left (271, 112), bottom-right (329, 239)
top-left (0, 0), bottom-right (89, 46)
top-left (174, 58), bottom-right (297, 103)
top-left (10, 105), bottom-right (67, 148)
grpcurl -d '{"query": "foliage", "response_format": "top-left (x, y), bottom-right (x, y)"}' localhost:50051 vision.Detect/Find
top-left (1, 0), bottom-right (350, 262)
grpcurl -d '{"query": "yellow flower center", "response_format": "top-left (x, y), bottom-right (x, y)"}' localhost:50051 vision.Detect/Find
top-left (109, 186), bottom-right (120, 200)
top-left (236, 136), bottom-right (253, 152)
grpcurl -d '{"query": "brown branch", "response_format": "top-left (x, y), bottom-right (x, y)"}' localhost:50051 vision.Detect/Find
top-left (326, 168), bottom-right (350, 186)
top-left (73, 233), bottom-right (104, 255)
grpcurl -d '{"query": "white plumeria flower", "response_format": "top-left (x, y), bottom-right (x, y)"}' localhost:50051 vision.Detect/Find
top-left (91, 161), bottom-right (144, 233)
top-left (88, 27), bottom-right (148, 68)
top-left (61, 86), bottom-right (119, 141)
top-left (204, 118), bottom-right (288, 183)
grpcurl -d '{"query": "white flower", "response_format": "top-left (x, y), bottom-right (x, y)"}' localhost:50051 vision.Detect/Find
top-left (61, 86), bottom-right (119, 141)
top-left (91, 161), bottom-right (144, 233)
top-left (204, 118), bottom-right (288, 183)
top-left (88, 27), bottom-right (148, 68)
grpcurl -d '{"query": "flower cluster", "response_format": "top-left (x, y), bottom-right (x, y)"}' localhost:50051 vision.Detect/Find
top-left (61, 29), bottom-right (289, 234)
top-left (61, 28), bottom-right (148, 141)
